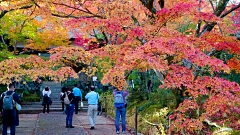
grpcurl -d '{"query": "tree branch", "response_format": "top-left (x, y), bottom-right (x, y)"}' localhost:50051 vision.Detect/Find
top-left (158, 0), bottom-right (164, 9)
top-left (52, 2), bottom-right (90, 14)
top-left (215, 0), bottom-right (229, 16)
top-left (220, 3), bottom-right (240, 18)
top-left (139, 0), bottom-right (155, 12)
top-left (197, 0), bottom-right (232, 37)
top-left (153, 68), bottom-right (164, 84)
top-left (208, 0), bottom-right (216, 14)
top-left (19, 6), bottom-right (37, 33)
top-left (51, 13), bottom-right (103, 19)
top-left (1, 36), bottom-right (7, 46)
top-left (51, 2), bottom-right (104, 19)
top-left (0, 5), bottom-right (33, 19)
top-left (31, 0), bottom-right (40, 8)
top-left (195, 20), bottom-right (202, 37)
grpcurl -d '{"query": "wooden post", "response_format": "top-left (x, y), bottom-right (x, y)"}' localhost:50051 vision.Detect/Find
top-left (135, 107), bottom-right (138, 135)
top-left (104, 97), bottom-right (107, 117)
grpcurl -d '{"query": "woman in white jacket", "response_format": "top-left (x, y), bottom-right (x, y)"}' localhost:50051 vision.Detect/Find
top-left (42, 86), bottom-right (51, 114)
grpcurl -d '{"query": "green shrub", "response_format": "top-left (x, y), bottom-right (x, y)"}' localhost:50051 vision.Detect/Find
top-left (101, 88), bottom-right (177, 135)
top-left (149, 88), bottom-right (177, 110)
top-left (21, 94), bottom-right (40, 102)
top-left (62, 79), bottom-right (80, 87)
top-left (100, 91), bottom-right (115, 116)
top-left (14, 89), bottom-right (25, 94)
top-left (0, 84), bottom-right (7, 94)
top-left (95, 89), bottom-right (103, 95)
top-left (128, 90), bottom-right (148, 105)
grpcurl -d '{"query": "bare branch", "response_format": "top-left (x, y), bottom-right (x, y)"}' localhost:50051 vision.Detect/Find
top-left (158, 0), bottom-right (164, 9)
top-left (52, 2), bottom-right (90, 14)
top-left (31, 0), bottom-right (40, 8)
top-left (215, 0), bottom-right (229, 16)
top-left (198, 2), bottom-right (240, 37)
top-left (139, 0), bottom-right (155, 12)
top-left (51, 13), bottom-right (104, 19)
top-left (51, 2), bottom-right (105, 19)
top-left (220, 3), bottom-right (240, 18)
top-left (195, 20), bottom-right (202, 37)
top-left (0, 5), bottom-right (33, 19)
top-left (1, 35), bottom-right (7, 46)
top-left (208, 0), bottom-right (216, 14)
top-left (20, 6), bottom-right (37, 33)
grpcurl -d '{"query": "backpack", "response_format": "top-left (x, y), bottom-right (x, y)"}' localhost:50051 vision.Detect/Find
top-left (60, 92), bottom-right (64, 100)
top-left (64, 92), bottom-right (71, 105)
top-left (114, 91), bottom-right (125, 109)
top-left (3, 92), bottom-right (15, 110)
top-left (43, 94), bottom-right (49, 102)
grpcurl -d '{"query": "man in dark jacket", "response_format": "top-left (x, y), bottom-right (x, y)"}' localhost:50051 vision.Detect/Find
top-left (0, 83), bottom-right (21, 135)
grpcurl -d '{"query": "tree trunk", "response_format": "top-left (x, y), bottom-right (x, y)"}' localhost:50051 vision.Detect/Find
top-left (14, 41), bottom-right (17, 55)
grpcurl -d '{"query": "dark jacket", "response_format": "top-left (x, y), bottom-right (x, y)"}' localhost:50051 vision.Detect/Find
top-left (62, 91), bottom-right (75, 105)
top-left (42, 95), bottom-right (52, 106)
top-left (0, 91), bottom-right (21, 112)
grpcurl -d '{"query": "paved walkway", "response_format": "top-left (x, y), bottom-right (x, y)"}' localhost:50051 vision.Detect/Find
top-left (15, 112), bottom-right (134, 135)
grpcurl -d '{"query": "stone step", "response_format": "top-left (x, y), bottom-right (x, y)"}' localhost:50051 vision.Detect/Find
top-left (21, 101), bottom-right (89, 107)
top-left (42, 85), bottom-right (62, 88)
top-left (22, 101), bottom-right (88, 105)
top-left (22, 102), bottom-right (89, 106)
top-left (19, 107), bottom-right (88, 114)
top-left (20, 102), bottom-right (89, 114)
top-left (20, 81), bottom-right (92, 114)
top-left (42, 81), bottom-right (62, 84)
top-left (21, 105), bottom-right (89, 110)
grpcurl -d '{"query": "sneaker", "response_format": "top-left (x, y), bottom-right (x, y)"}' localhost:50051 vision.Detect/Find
top-left (69, 126), bottom-right (74, 128)
top-left (65, 126), bottom-right (69, 128)
top-left (7, 129), bottom-right (10, 134)
top-left (90, 126), bottom-right (95, 130)
top-left (122, 131), bottom-right (126, 134)
top-left (116, 131), bottom-right (120, 134)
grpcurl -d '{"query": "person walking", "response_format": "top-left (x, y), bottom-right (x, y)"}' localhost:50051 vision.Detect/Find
top-left (113, 87), bottom-right (129, 134)
top-left (42, 86), bottom-right (51, 114)
top-left (85, 86), bottom-right (99, 130)
top-left (60, 86), bottom-right (67, 112)
top-left (63, 87), bottom-right (75, 128)
top-left (0, 83), bottom-right (21, 135)
top-left (72, 84), bottom-right (82, 114)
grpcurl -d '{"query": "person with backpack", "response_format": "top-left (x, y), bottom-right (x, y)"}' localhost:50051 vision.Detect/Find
top-left (62, 87), bottom-right (75, 128)
top-left (0, 83), bottom-right (21, 135)
top-left (42, 86), bottom-right (51, 114)
top-left (113, 86), bottom-right (129, 134)
top-left (85, 86), bottom-right (99, 130)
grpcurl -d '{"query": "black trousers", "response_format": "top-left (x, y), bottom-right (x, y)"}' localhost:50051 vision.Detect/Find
top-left (74, 96), bottom-right (80, 114)
top-left (61, 102), bottom-right (64, 111)
top-left (43, 104), bottom-right (49, 113)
